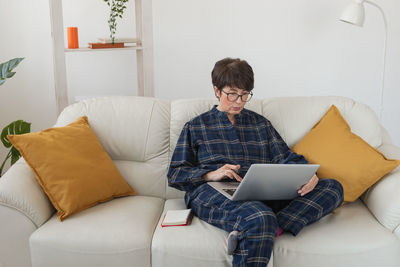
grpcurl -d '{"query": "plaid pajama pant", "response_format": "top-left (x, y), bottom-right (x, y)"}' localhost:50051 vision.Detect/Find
top-left (187, 178), bottom-right (344, 267)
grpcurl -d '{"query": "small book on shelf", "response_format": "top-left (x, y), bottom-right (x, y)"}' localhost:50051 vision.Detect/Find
top-left (161, 209), bottom-right (192, 227)
top-left (88, 42), bottom-right (124, 49)
top-left (97, 37), bottom-right (139, 44)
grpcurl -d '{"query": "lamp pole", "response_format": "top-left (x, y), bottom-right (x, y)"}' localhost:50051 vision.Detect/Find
top-left (370, 1), bottom-right (387, 121)
top-left (340, 0), bottom-right (388, 121)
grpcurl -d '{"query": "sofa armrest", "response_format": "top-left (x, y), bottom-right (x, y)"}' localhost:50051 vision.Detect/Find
top-left (361, 143), bottom-right (400, 231)
top-left (0, 159), bottom-right (54, 228)
top-left (395, 225), bottom-right (400, 240)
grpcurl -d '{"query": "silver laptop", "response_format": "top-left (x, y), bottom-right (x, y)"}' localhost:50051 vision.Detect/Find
top-left (207, 164), bottom-right (319, 201)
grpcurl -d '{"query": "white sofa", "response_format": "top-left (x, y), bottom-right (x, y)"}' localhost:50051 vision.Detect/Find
top-left (1, 96), bottom-right (400, 267)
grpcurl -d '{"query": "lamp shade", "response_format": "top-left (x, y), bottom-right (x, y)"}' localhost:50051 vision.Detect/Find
top-left (340, 1), bottom-right (365, 27)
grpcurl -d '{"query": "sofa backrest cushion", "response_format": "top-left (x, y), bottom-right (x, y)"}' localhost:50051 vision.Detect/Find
top-left (56, 97), bottom-right (170, 198)
top-left (261, 96), bottom-right (382, 149)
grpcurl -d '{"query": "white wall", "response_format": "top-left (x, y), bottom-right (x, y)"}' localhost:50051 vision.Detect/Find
top-left (153, 0), bottom-right (400, 130)
top-left (0, 0), bottom-right (399, 172)
top-left (0, 0), bottom-right (57, 173)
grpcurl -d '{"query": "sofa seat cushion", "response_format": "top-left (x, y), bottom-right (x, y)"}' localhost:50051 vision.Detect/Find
top-left (29, 196), bottom-right (164, 267)
top-left (152, 198), bottom-right (233, 267)
top-left (152, 198), bottom-right (274, 267)
top-left (274, 200), bottom-right (400, 267)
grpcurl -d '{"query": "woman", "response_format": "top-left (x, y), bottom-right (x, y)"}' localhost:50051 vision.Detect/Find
top-left (167, 57), bottom-right (343, 267)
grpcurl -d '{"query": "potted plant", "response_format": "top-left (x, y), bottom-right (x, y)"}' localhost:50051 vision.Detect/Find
top-left (0, 58), bottom-right (31, 176)
top-left (103, 0), bottom-right (129, 44)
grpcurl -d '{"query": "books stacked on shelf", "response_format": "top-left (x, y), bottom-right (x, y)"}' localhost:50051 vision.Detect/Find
top-left (88, 37), bottom-right (139, 49)
top-left (88, 42), bottom-right (124, 49)
top-left (161, 209), bottom-right (193, 227)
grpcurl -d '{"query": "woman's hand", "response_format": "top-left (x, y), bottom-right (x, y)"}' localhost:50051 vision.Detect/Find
top-left (298, 174), bottom-right (319, 196)
top-left (203, 164), bottom-right (242, 182)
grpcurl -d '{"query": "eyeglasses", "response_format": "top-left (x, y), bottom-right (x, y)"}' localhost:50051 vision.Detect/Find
top-left (221, 90), bottom-right (253, 102)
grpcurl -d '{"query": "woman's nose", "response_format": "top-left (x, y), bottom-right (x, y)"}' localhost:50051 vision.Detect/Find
top-left (235, 97), bottom-right (244, 104)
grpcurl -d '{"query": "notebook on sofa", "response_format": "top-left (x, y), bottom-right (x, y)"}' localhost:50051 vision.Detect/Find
top-left (161, 209), bottom-right (193, 227)
top-left (207, 164), bottom-right (319, 201)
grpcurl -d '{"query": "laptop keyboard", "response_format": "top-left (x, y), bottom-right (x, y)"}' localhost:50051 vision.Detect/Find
top-left (222, 189), bottom-right (236, 196)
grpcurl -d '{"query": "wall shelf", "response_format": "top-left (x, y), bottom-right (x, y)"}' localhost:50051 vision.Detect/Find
top-left (49, 0), bottom-right (154, 114)
top-left (64, 46), bottom-right (143, 53)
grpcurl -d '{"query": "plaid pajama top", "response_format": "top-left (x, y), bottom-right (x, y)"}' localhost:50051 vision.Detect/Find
top-left (167, 105), bottom-right (308, 202)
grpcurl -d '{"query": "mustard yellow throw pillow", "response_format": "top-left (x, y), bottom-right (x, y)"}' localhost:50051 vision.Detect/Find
top-left (8, 116), bottom-right (136, 221)
top-left (293, 105), bottom-right (400, 203)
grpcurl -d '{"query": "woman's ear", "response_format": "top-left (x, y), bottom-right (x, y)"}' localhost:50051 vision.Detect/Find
top-left (214, 86), bottom-right (220, 99)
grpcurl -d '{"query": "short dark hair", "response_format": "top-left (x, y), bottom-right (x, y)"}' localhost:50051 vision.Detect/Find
top-left (211, 57), bottom-right (254, 92)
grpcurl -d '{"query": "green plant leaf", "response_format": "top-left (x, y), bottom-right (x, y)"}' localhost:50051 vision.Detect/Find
top-left (1, 120), bottom-right (31, 148)
top-left (1, 62), bottom-right (9, 79)
top-left (8, 58), bottom-right (24, 71)
top-left (104, 0), bottom-right (128, 44)
top-left (10, 146), bottom-right (21, 165)
top-left (6, 72), bottom-right (16, 78)
top-left (0, 57), bottom-right (24, 86)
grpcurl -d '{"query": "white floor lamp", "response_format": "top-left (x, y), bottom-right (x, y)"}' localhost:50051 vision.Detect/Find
top-left (339, 0), bottom-right (388, 121)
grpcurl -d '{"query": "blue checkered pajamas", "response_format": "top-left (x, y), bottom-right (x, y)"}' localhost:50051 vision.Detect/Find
top-left (168, 106), bottom-right (344, 267)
